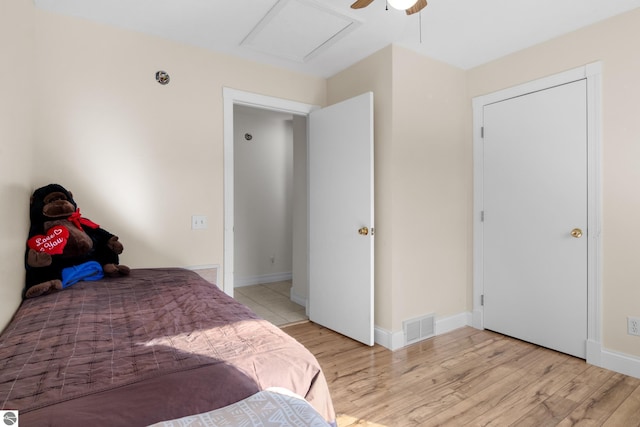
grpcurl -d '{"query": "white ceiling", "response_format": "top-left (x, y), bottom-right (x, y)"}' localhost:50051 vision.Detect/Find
top-left (33, 0), bottom-right (640, 77)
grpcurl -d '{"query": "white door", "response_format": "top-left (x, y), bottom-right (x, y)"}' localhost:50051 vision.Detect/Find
top-left (483, 80), bottom-right (587, 358)
top-left (308, 92), bottom-right (374, 346)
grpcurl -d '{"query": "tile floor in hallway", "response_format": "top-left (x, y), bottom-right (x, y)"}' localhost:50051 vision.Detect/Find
top-left (234, 281), bottom-right (308, 327)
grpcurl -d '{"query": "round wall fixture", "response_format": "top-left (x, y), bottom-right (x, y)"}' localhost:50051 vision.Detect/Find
top-left (244, 133), bottom-right (253, 141)
top-left (155, 70), bottom-right (170, 85)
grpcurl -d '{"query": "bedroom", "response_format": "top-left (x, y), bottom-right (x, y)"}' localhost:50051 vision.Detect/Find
top-left (1, 0), bottom-right (639, 421)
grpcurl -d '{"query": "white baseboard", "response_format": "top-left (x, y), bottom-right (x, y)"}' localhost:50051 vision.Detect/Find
top-left (290, 289), bottom-right (307, 314)
top-left (588, 340), bottom-right (640, 379)
top-left (373, 311), bottom-right (640, 379)
top-left (600, 349), bottom-right (640, 379)
top-left (436, 312), bottom-right (472, 335)
top-left (374, 326), bottom-right (405, 351)
top-left (187, 264), bottom-right (220, 286)
top-left (186, 264), bottom-right (219, 273)
top-left (234, 272), bottom-right (292, 287)
top-left (375, 311), bottom-right (473, 351)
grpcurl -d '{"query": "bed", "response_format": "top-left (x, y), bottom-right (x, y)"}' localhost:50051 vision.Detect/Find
top-left (0, 268), bottom-right (335, 426)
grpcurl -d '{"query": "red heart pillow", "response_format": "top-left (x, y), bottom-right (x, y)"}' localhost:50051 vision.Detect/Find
top-left (28, 225), bottom-right (69, 255)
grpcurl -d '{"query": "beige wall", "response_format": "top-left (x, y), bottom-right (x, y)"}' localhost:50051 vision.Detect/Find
top-left (4, 3), bottom-right (639, 361)
top-left (31, 10), bottom-right (326, 272)
top-left (467, 9), bottom-right (640, 357)
top-left (328, 46), bottom-right (469, 332)
top-left (0, 0), bottom-right (35, 330)
top-left (328, 46), bottom-right (394, 330)
top-left (0, 7), bottom-right (325, 330)
top-left (391, 47), bottom-right (469, 331)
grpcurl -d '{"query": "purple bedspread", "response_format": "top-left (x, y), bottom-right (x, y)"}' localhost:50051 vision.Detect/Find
top-left (0, 268), bottom-right (335, 426)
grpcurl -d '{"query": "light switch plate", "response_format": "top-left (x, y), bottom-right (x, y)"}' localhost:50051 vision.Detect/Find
top-left (192, 215), bottom-right (207, 230)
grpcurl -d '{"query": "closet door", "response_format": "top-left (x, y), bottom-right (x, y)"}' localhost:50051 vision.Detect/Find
top-left (483, 80), bottom-right (588, 358)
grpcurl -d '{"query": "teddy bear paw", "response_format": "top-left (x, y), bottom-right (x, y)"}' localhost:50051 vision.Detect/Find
top-left (117, 264), bottom-right (131, 275)
top-left (25, 279), bottom-right (62, 298)
top-left (103, 263), bottom-right (130, 277)
top-left (107, 236), bottom-right (124, 255)
top-left (27, 249), bottom-right (53, 268)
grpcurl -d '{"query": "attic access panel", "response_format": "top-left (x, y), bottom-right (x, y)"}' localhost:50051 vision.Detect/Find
top-left (241, 0), bottom-right (360, 63)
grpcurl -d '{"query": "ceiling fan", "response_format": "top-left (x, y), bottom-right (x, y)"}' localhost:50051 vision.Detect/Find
top-left (351, 0), bottom-right (428, 15)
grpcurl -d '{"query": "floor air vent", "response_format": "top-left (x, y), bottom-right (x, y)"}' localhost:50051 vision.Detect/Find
top-left (403, 314), bottom-right (435, 346)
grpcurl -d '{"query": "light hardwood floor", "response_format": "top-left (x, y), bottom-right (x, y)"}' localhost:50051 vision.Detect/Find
top-left (282, 322), bottom-right (640, 427)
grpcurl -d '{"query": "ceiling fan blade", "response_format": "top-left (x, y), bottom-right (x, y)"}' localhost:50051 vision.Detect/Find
top-left (406, 0), bottom-right (427, 15)
top-left (351, 0), bottom-right (375, 9)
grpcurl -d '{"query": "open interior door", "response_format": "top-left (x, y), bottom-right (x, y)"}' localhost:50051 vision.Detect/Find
top-left (308, 92), bottom-right (374, 346)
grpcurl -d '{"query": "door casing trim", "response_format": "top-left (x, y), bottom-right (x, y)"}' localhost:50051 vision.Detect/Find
top-left (222, 87), bottom-right (318, 297)
top-left (471, 62), bottom-right (603, 364)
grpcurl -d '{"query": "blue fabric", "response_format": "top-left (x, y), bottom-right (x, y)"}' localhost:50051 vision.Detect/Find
top-left (61, 261), bottom-right (104, 288)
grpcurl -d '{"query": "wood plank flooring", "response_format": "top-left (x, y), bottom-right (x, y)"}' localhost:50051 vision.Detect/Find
top-left (282, 322), bottom-right (640, 427)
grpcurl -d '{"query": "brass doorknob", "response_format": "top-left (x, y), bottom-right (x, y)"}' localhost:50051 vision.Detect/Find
top-left (570, 228), bottom-right (583, 238)
top-left (358, 226), bottom-right (369, 236)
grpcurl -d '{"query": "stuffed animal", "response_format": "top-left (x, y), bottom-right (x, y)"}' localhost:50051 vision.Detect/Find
top-left (24, 184), bottom-right (130, 298)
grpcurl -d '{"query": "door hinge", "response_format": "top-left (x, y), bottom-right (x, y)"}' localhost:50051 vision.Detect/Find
top-left (480, 294), bottom-right (484, 306)
top-left (480, 211), bottom-right (484, 222)
top-left (481, 126), bottom-right (484, 138)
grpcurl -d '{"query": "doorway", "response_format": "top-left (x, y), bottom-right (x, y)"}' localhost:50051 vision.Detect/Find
top-left (472, 63), bottom-right (603, 363)
top-left (222, 88), bottom-right (317, 299)
top-left (222, 89), bottom-right (317, 326)
top-left (232, 104), bottom-right (308, 326)
top-left (223, 88), bottom-right (375, 345)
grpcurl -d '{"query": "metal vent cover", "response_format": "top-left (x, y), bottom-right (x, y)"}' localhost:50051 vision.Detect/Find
top-left (403, 313), bottom-right (435, 346)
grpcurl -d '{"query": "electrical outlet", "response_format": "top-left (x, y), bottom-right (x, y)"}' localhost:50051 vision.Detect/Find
top-left (191, 215), bottom-right (207, 230)
top-left (628, 317), bottom-right (640, 336)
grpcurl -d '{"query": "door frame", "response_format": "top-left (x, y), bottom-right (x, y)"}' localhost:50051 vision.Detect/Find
top-left (222, 87), bottom-right (319, 297)
top-left (471, 62), bottom-right (603, 364)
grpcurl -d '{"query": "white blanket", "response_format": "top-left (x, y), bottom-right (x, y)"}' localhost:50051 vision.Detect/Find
top-left (148, 388), bottom-right (331, 427)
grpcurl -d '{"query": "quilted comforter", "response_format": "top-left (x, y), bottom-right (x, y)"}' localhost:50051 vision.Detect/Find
top-left (0, 268), bottom-right (335, 426)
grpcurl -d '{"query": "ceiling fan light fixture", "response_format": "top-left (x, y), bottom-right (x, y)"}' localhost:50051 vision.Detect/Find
top-left (387, 0), bottom-right (418, 11)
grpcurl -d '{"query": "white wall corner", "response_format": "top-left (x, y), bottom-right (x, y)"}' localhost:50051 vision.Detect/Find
top-left (374, 326), bottom-right (405, 351)
top-left (585, 61), bottom-right (603, 77)
top-left (472, 309), bottom-right (483, 330)
top-left (586, 339), bottom-right (602, 367)
top-left (290, 288), bottom-right (307, 313)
